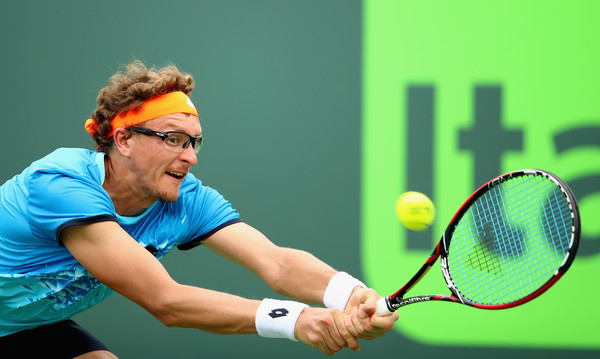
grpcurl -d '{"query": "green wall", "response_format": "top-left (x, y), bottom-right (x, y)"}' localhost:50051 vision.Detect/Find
top-left (1, 1), bottom-right (598, 358)
top-left (362, 0), bottom-right (599, 354)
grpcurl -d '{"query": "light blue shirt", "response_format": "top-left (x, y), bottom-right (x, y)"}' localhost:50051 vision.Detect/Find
top-left (0, 148), bottom-right (240, 336)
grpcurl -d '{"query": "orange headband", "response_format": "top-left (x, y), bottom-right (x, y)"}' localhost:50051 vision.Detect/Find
top-left (84, 91), bottom-right (198, 137)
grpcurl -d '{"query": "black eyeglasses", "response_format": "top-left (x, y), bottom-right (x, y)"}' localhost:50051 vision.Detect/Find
top-left (128, 126), bottom-right (204, 154)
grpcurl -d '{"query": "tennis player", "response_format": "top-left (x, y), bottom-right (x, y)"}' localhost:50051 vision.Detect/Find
top-left (0, 61), bottom-right (398, 358)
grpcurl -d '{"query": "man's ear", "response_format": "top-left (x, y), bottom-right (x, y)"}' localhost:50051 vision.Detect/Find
top-left (112, 128), bottom-right (134, 157)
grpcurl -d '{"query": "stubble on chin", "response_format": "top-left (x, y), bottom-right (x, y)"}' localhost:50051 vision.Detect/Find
top-left (140, 181), bottom-right (180, 203)
top-left (156, 189), bottom-right (179, 203)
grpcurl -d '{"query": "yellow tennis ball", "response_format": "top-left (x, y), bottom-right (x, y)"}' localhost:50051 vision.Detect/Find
top-left (395, 191), bottom-right (435, 231)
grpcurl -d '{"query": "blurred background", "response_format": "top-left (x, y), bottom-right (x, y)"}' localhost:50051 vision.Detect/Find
top-left (1, 1), bottom-right (598, 358)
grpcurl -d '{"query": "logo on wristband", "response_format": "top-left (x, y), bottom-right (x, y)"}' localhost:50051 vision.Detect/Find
top-left (268, 308), bottom-right (289, 319)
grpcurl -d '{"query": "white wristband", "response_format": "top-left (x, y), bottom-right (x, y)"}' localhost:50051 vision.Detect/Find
top-left (323, 272), bottom-right (367, 311)
top-left (255, 298), bottom-right (308, 341)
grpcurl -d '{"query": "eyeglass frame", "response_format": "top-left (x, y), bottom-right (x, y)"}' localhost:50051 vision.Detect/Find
top-left (127, 126), bottom-right (204, 153)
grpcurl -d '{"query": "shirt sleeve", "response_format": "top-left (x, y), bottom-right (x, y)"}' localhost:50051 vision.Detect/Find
top-left (27, 170), bottom-right (117, 244)
top-left (177, 179), bottom-right (241, 250)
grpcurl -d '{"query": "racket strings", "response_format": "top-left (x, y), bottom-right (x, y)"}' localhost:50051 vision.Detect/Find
top-left (447, 174), bottom-right (574, 305)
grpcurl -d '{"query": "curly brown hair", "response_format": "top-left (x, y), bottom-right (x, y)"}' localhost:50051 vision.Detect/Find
top-left (88, 60), bottom-right (195, 152)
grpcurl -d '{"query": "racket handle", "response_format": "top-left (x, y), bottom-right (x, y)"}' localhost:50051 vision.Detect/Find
top-left (375, 296), bottom-right (395, 316)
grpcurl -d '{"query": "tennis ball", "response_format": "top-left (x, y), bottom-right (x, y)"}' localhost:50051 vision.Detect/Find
top-left (395, 191), bottom-right (435, 231)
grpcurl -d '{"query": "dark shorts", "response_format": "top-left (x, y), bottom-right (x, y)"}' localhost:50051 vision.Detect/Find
top-left (0, 319), bottom-right (110, 358)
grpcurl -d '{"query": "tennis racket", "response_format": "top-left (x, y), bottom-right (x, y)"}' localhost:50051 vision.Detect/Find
top-left (375, 169), bottom-right (580, 315)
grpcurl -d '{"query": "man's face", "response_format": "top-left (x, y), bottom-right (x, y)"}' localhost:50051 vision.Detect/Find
top-left (127, 113), bottom-right (201, 203)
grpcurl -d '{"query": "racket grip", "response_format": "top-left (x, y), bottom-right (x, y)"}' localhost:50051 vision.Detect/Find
top-left (375, 296), bottom-right (394, 316)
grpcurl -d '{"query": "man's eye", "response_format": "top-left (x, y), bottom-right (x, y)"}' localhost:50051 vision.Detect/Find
top-left (165, 135), bottom-right (182, 146)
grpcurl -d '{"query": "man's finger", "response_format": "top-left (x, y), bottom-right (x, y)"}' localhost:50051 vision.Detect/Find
top-left (332, 310), bottom-right (360, 352)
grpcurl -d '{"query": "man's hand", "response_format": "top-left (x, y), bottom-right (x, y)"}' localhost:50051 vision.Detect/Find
top-left (294, 307), bottom-right (361, 355)
top-left (344, 287), bottom-right (399, 340)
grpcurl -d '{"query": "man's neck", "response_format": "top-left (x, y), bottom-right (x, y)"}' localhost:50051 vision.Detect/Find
top-left (102, 154), bottom-right (155, 216)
